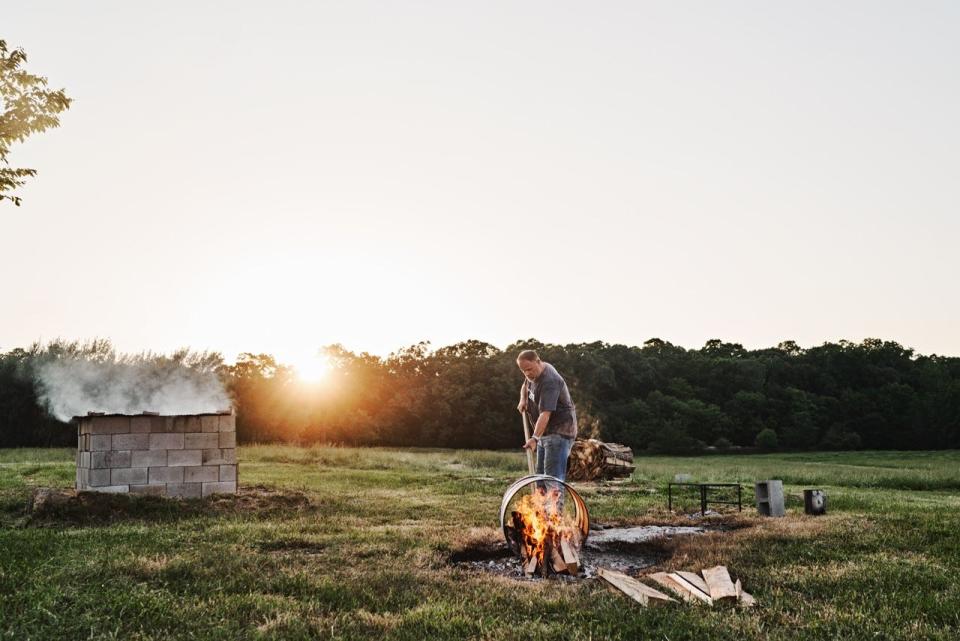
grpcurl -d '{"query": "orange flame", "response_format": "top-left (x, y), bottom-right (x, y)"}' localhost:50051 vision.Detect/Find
top-left (513, 487), bottom-right (582, 571)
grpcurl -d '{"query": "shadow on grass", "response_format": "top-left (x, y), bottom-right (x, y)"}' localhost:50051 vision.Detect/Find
top-left (9, 484), bottom-right (317, 528)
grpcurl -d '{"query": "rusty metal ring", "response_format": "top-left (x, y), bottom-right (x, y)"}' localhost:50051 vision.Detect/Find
top-left (499, 474), bottom-right (590, 551)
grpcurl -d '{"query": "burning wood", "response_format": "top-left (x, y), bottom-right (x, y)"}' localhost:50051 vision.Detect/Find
top-left (503, 487), bottom-right (583, 577)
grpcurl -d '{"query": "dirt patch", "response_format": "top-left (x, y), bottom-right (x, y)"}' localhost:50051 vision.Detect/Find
top-left (19, 484), bottom-right (314, 527)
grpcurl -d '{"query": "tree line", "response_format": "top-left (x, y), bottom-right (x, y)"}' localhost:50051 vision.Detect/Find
top-left (2, 337), bottom-right (959, 453)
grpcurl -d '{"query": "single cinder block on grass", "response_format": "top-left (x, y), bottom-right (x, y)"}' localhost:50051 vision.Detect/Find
top-left (113, 433), bottom-right (150, 450)
top-left (219, 464), bottom-right (237, 482)
top-left (112, 467), bottom-right (148, 485)
top-left (131, 450), bottom-right (167, 468)
top-left (166, 483), bottom-right (202, 499)
top-left (167, 449), bottom-right (202, 467)
top-left (184, 466), bottom-right (219, 483)
top-left (202, 481), bottom-right (236, 497)
top-left (219, 432), bottom-right (236, 448)
top-left (184, 432), bottom-right (219, 450)
top-left (149, 466), bottom-right (185, 484)
top-left (149, 433), bottom-right (184, 450)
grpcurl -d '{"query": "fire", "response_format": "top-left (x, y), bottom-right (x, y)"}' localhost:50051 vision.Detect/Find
top-left (507, 486), bottom-right (583, 576)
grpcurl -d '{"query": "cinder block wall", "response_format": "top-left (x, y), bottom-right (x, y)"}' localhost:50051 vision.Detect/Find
top-left (73, 413), bottom-right (237, 497)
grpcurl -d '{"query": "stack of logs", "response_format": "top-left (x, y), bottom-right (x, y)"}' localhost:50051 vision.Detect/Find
top-left (566, 439), bottom-right (635, 481)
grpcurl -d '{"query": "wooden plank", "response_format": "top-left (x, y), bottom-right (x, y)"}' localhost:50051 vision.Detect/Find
top-left (647, 572), bottom-right (706, 604)
top-left (550, 542), bottom-right (568, 574)
top-left (598, 568), bottom-right (676, 608)
top-left (667, 572), bottom-right (713, 605)
top-left (735, 579), bottom-right (756, 608)
top-left (523, 554), bottom-right (538, 576)
top-left (702, 566), bottom-right (739, 602)
top-left (560, 539), bottom-right (580, 575)
top-left (676, 570), bottom-right (711, 595)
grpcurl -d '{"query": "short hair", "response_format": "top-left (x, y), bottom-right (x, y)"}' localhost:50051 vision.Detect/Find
top-left (517, 350), bottom-right (540, 362)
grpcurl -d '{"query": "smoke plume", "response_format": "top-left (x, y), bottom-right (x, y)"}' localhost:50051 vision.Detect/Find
top-left (33, 345), bottom-right (231, 421)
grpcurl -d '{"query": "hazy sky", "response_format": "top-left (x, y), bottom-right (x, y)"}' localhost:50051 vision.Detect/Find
top-left (3, 1), bottom-right (959, 370)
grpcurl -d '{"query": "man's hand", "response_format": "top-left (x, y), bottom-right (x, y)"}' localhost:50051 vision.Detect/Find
top-left (522, 437), bottom-right (537, 450)
top-left (518, 381), bottom-right (528, 413)
top-left (517, 399), bottom-right (527, 413)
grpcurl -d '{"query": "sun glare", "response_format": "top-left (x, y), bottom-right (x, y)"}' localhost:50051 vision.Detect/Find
top-left (292, 354), bottom-right (331, 384)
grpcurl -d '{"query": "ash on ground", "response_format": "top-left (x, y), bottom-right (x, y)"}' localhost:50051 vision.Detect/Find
top-left (451, 523), bottom-right (705, 580)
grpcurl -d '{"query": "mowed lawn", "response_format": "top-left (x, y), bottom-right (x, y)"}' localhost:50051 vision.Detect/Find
top-left (1, 446), bottom-right (959, 640)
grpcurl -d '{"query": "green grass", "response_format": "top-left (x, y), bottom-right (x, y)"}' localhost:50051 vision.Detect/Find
top-left (1, 446), bottom-right (959, 640)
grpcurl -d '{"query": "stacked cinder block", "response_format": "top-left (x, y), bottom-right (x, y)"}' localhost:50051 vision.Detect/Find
top-left (73, 412), bottom-right (237, 498)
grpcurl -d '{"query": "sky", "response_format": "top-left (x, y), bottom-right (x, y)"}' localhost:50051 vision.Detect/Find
top-left (2, 1), bottom-right (959, 372)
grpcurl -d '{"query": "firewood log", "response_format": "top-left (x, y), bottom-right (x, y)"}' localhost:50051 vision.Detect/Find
top-left (566, 439), bottom-right (636, 481)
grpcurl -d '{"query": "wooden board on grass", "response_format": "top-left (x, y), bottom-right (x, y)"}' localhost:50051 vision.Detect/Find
top-left (598, 568), bottom-right (676, 608)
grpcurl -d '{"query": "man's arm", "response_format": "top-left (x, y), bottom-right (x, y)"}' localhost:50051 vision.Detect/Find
top-left (523, 410), bottom-right (551, 449)
top-left (517, 380), bottom-right (528, 412)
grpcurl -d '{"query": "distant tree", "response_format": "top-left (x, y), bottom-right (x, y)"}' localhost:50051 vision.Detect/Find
top-left (1, 40), bottom-right (71, 206)
top-left (755, 428), bottom-right (779, 450)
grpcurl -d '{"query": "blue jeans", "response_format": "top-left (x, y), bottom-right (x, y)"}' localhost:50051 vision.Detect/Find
top-left (536, 434), bottom-right (574, 481)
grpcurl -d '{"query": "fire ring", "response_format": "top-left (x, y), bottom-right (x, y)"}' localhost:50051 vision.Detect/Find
top-left (499, 474), bottom-right (590, 551)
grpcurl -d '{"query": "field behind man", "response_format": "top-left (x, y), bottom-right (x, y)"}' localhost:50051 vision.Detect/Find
top-left (1, 446), bottom-right (958, 640)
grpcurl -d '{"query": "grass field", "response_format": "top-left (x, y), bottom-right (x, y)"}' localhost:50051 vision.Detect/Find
top-left (1, 446), bottom-right (959, 640)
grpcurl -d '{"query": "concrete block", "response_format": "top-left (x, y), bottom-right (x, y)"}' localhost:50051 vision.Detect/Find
top-left (131, 450), bottom-right (167, 468)
top-left (89, 416), bottom-right (131, 434)
top-left (219, 432), bottom-right (236, 448)
top-left (80, 451), bottom-right (91, 468)
top-left (167, 449), bottom-right (202, 467)
top-left (88, 468), bottom-right (112, 486)
top-left (112, 467), bottom-right (148, 485)
top-left (202, 448), bottom-right (226, 465)
top-left (755, 480), bottom-right (785, 517)
top-left (90, 435), bottom-right (112, 451)
top-left (185, 432), bottom-right (219, 450)
top-left (79, 419), bottom-right (91, 435)
top-left (219, 464), bottom-right (237, 482)
top-left (113, 433), bottom-right (150, 450)
top-left (149, 433), bottom-right (184, 450)
top-left (184, 466), bottom-right (219, 483)
top-left (130, 484), bottom-right (166, 496)
top-left (130, 417), bottom-right (153, 433)
top-left (167, 483), bottom-right (202, 499)
top-left (90, 485), bottom-right (130, 494)
top-left (92, 450), bottom-right (132, 469)
top-left (150, 416), bottom-right (173, 433)
top-left (201, 415), bottom-right (220, 432)
top-left (221, 448), bottom-right (237, 464)
top-left (218, 414), bottom-right (235, 432)
top-left (202, 481), bottom-right (237, 497)
top-left (149, 466), bottom-right (185, 484)
top-left (170, 416), bottom-right (202, 433)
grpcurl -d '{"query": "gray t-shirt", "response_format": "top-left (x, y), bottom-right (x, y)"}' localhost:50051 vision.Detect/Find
top-left (526, 362), bottom-right (577, 439)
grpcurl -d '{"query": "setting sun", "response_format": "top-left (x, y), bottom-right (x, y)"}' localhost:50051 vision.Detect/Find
top-left (290, 353), bottom-right (331, 383)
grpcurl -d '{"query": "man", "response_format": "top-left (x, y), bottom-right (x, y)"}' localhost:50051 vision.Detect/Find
top-left (516, 350), bottom-right (577, 481)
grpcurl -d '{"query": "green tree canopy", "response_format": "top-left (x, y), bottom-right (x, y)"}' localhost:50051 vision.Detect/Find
top-left (1, 39), bottom-right (71, 206)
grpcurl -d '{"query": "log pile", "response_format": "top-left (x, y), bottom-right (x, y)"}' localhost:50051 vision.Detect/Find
top-left (566, 439), bottom-right (635, 481)
top-left (600, 565), bottom-right (756, 608)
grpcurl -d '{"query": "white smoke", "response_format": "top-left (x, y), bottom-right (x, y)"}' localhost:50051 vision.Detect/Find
top-left (34, 346), bottom-right (231, 421)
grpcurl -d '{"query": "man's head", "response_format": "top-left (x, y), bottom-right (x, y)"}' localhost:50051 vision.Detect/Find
top-left (516, 349), bottom-right (545, 380)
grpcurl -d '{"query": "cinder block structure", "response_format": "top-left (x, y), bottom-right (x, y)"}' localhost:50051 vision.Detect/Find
top-left (73, 412), bottom-right (237, 497)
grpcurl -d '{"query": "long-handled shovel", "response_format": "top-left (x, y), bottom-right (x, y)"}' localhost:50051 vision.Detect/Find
top-left (521, 410), bottom-right (536, 474)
